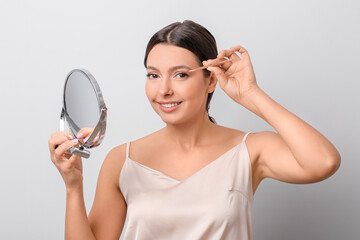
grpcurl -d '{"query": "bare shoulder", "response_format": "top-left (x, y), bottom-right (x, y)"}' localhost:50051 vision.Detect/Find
top-left (242, 130), bottom-right (276, 159)
top-left (108, 143), bottom-right (127, 160)
top-left (215, 128), bottom-right (277, 172)
top-left (212, 125), bottom-right (248, 145)
top-left (127, 129), bottom-right (164, 156)
top-left (100, 143), bottom-right (128, 188)
top-left (245, 130), bottom-right (280, 154)
top-left (106, 130), bottom-right (164, 174)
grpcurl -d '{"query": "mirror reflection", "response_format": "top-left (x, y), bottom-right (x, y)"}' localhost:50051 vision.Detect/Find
top-left (64, 70), bottom-right (100, 140)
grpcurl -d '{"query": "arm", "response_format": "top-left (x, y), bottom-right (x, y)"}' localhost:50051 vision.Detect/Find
top-left (88, 144), bottom-right (127, 238)
top-left (206, 45), bottom-right (341, 184)
top-left (66, 145), bottom-right (127, 239)
top-left (241, 87), bottom-right (341, 183)
top-left (48, 131), bottom-right (127, 240)
top-left (65, 187), bottom-right (96, 240)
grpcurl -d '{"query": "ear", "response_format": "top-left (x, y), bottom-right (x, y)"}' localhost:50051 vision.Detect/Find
top-left (207, 71), bottom-right (217, 93)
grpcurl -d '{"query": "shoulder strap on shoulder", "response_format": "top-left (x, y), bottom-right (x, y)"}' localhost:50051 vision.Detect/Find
top-left (126, 142), bottom-right (131, 158)
top-left (242, 132), bottom-right (251, 142)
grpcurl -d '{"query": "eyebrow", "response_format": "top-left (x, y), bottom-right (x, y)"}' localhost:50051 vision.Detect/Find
top-left (146, 65), bottom-right (191, 72)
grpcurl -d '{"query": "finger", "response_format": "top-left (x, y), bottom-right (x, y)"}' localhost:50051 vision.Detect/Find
top-left (229, 45), bottom-right (249, 60)
top-left (57, 132), bottom-right (74, 148)
top-left (54, 139), bottom-right (79, 161)
top-left (49, 132), bottom-right (74, 154)
top-left (83, 136), bottom-right (89, 143)
top-left (207, 66), bottom-right (228, 89)
top-left (83, 134), bottom-right (99, 144)
top-left (206, 49), bottom-right (238, 71)
top-left (202, 58), bottom-right (232, 69)
top-left (50, 131), bottom-right (73, 140)
top-left (218, 49), bottom-right (241, 62)
top-left (230, 45), bottom-right (248, 54)
top-left (68, 152), bottom-right (81, 165)
top-left (202, 59), bottom-right (217, 66)
top-left (68, 130), bottom-right (74, 138)
top-left (218, 59), bottom-right (233, 71)
top-left (76, 127), bottom-right (95, 140)
top-left (204, 58), bottom-right (233, 71)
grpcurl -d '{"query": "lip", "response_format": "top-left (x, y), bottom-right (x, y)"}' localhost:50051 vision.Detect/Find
top-left (156, 101), bottom-right (182, 104)
top-left (157, 101), bottom-right (182, 113)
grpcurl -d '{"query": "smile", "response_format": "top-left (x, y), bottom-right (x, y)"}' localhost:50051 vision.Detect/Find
top-left (157, 101), bottom-right (182, 112)
top-left (161, 102), bottom-right (182, 107)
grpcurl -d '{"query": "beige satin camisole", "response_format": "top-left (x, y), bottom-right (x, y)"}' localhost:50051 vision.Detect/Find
top-left (119, 132), bottom-right (254, 239)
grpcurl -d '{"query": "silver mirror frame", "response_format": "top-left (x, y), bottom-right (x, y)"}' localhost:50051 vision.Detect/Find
top-left (59, 69), bottom-right (107, 158)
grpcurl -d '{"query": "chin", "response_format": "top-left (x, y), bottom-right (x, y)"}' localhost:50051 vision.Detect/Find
top-left (159, 115), bottom-right (185, 125)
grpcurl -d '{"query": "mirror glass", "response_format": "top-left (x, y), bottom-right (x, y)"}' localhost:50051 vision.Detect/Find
top-left (60, 69), bottom-right (107, 158)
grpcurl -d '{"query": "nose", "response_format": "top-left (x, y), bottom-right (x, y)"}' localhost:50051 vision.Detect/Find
top-left (159, 77), bottom-right (173, 96)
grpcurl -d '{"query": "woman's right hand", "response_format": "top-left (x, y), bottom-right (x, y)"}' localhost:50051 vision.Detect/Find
top-left (48, 131), bottom-right (83, 190)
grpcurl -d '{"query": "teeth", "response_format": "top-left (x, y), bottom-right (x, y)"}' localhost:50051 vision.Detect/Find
top-left (161, 102), bottom-right (181, 108)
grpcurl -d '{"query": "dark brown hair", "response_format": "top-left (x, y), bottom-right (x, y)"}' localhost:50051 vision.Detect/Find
top-left (144, 20), bottom-right (217, 124)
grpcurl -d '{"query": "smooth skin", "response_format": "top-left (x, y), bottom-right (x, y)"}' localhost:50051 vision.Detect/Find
top-left (48, 44), bottom-right (341, 239)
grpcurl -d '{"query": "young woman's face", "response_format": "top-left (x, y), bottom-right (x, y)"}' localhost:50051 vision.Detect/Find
top-left (145, 44), bottom-right (216, 125)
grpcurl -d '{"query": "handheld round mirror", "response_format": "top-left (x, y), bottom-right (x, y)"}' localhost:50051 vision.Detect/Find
top-left (59, 69), bottom-right (107, 158)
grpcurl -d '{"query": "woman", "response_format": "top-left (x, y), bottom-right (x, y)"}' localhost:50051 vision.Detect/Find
top-left (48, 20), bottom-right (341, 240)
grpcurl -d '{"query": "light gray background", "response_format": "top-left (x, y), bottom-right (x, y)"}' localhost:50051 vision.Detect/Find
top-left (0, 0), bottom-right (358, 239)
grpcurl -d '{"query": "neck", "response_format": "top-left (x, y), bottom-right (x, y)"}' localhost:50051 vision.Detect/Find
top-left (162, 112), bottom-right (216, 151)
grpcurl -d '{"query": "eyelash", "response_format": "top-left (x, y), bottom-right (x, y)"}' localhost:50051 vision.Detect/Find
top-left (145, 73), bottom-right (158, 79)
top-left (146, 73), bottom-right (189, 79)
top-left (176, 73), bottom-right (189, 78)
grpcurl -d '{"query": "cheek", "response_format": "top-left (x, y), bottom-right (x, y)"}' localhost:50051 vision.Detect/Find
top-left (181, 80), bottom-right (207, 101)
top-left (145, 80), bottom-right (155, 100)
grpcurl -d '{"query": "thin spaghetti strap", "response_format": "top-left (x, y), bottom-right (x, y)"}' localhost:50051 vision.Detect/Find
top-left (126, 141), bottom-right (131, 158)
top-left (242, 132), bottom-right (251, 143)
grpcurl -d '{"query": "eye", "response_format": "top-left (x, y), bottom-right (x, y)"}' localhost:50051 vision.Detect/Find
top-left (146, 73), bottom-right (159, 79)
top-left (175, 72), bottom-right (188, 79)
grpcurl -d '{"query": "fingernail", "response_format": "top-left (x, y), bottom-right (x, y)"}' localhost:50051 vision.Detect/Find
top-left (83, 137), bottom-right (89, 142)
top-left (76, 132), bottom-right (83, 138)
top-left (68, 134), bottom-right (74, 139)
top-left (72, 139), bottom-right (78, 143)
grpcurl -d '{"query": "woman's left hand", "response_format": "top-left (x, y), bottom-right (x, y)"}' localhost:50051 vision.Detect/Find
top-left (204, 45), bottom-right (259, 104)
